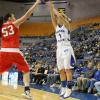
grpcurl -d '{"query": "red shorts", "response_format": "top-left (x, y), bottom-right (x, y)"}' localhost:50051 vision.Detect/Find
top-left (0, 52), bottom-right (29, 73)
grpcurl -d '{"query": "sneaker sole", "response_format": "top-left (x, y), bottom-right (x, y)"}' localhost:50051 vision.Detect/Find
top-left (21, 95), bottom-right (33, 100)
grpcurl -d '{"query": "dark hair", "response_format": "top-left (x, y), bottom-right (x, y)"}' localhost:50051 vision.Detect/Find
top-left (0, 16), bottom-right (3, 28)
top-left (4, 13), bottom-right (12, 22)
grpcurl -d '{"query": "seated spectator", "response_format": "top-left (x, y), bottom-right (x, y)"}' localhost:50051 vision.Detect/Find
top-left (94, 62), bottom-right (100, 97)
top-left (94, 81), bottom-right (100, 96)
top-left (30, 62), bottom-right (38, 83)
top-left (74, 60), bottom-right (96, 92)
top-left (86, 62), bottom-right (100, 93)
top-left (32, 61), bottom-right (48, 84)
top-left (45, 65), bottom-right (60, 87)
top-left (73, 64), bottom-right (83, 79)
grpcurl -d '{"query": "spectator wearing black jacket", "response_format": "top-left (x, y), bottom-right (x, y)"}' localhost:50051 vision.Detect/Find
top-left (31, 61), bottom-right (48, 84)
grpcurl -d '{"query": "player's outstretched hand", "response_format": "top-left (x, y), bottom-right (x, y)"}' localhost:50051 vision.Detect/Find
top-left (53, 8), bottom-right (62, 18)
top-left (35, 0), bottom-right (41, 4)
top-left (45, 0), bottom-right (52, 10)
top-left (46, 0), bottom-right (51, 6)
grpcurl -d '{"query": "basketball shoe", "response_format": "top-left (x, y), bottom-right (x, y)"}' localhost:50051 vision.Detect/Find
top-left (22, 91), bottom-right (32, 100)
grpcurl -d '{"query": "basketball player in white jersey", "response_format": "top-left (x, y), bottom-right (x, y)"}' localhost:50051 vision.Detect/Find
top-left (46, 2), bottom-right (76, 98)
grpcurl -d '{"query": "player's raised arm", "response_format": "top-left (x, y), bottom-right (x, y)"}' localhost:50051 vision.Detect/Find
top-left (62, 13), bottom-right (71, 22)
top-left (61, 12), bottom-right (71, 30)
top-left (53, 7), bottom-right (71, 30)
top-left (46, 1), bottom-right (57, 30)
top-left (13, 0), bottom-right (40, 28)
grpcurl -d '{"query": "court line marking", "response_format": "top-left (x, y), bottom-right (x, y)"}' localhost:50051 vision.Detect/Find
top-left (0, 84), bottom-right (79, 100)
top-left (33, 92), bottom-right (79, 100)
top-left (0, 93), bottom-right (28, 100)
top-left (0, 94), bottom-right (20, 100)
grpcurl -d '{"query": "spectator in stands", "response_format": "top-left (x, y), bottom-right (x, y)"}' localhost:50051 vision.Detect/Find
top-left (31, 61), bottom-right (48, 84)
top-left (94, 81), bottom-right (100, 96)
top-left (30, 62), bottom-right (37, 83)
top-left (73, 63), bottom-right (83, 79)
top-left (86, 62), bottom-right (100, 93)
top-left (46, 65), bottom-right (60, 87)
top-left (94, 62), bottom-right (100, 96)
top-left (75, 60), bottom-right (96, 92)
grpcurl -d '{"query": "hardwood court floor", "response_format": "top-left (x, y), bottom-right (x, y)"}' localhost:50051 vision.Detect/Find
top-left (0, 84), bottom-right (79, 100)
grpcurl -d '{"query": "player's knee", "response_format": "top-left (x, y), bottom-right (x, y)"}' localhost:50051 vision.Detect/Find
top-left (59, 69), bottom-right (65, 74)
top-left (59, 69), bottom-right (66, 80)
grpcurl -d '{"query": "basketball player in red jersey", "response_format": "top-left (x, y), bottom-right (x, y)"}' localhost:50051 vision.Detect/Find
top-left (0, 0), bottom-right (40, 99)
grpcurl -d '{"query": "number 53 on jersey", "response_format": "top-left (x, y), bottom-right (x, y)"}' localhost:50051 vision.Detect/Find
top-left (2, 25), bottom-right (15, 37)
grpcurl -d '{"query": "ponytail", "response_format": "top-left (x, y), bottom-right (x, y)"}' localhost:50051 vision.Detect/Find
top-left (0, 16), bottom-right (3, 27)
top-left (0, 16), bottom-right (3, 36)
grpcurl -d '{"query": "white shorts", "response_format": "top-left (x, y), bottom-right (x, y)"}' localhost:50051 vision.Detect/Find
top-left (56, 46), bottom-right (76, 70)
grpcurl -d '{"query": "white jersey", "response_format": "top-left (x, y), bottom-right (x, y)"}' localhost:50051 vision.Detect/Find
top-left (55, 25), bottom-right (71, 47)
top-left (55, 25), bottom-right (76, 69)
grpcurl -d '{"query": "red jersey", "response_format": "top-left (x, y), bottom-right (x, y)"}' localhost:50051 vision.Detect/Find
top-left (1, 22), bottom-right (19, 48)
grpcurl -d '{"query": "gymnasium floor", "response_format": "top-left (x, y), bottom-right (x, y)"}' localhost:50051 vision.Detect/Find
top-left (0, 83), bottom-right (99, 100)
